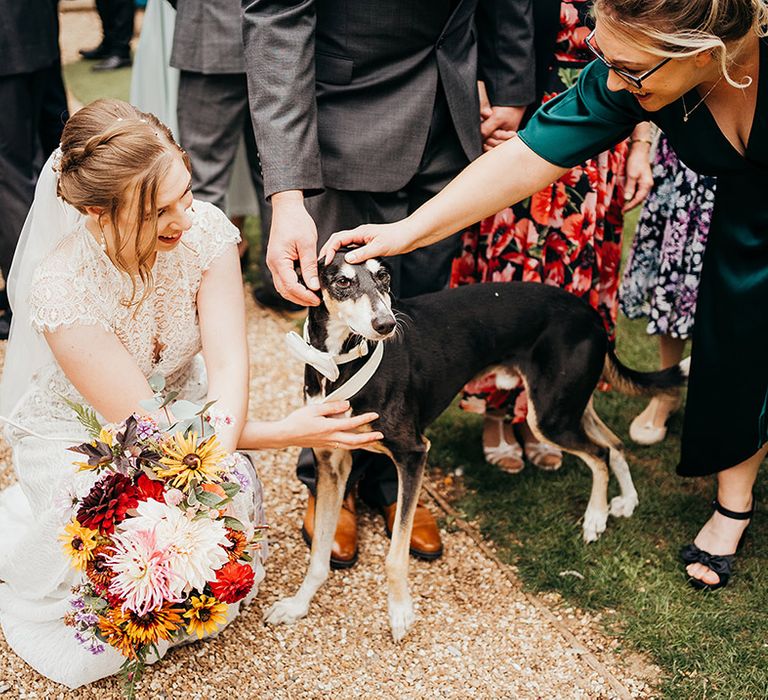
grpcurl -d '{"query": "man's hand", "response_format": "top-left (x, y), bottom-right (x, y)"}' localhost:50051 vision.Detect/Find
top-left (481, 105), bottom-right (527, 151)
top-left (267, 190), bottom-right (322, 306)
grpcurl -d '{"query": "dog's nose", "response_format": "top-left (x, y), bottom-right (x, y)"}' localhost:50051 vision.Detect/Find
top-left (372, 317), bottom-right (396, 336)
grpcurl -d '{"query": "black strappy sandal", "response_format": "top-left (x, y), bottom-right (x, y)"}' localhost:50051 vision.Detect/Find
top-left (680, 497), bottom-right (755, 592)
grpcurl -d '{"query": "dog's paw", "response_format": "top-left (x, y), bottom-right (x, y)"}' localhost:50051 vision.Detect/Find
top-left (264, 596), bottom-right (309, 625)
top-left (609, 493), bottom-right (639, 518)
top-left (582, 507), bottom-right (608, 543)
top-left (388, 598), bottom-right (415, 642)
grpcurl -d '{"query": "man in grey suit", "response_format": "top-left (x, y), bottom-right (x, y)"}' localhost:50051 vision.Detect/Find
top-left (0, 0), bottom-right (61, 339)
top-left (242, 0), bottom-right (535, 567)
top-left (170, 0), bottom-right (287, 307)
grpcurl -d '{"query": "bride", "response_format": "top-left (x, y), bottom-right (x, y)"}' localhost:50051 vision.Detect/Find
top-left (0, 98), bottom-right (382, 689)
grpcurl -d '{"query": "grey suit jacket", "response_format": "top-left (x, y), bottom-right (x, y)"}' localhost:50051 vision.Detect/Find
top-left (169, 0), bottom-right (245, 74)
top-left (0, 0), bottom-right (58, 77)
top-left (242, 0), bottom-right (534, 198)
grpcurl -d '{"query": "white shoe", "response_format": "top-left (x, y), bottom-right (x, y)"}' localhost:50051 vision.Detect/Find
top-left (523, 440), bottom-right (563, 471)
top-left (629, 395), bottom-right (681, 446)
top-left (483, 416), bottom-right (524, 474)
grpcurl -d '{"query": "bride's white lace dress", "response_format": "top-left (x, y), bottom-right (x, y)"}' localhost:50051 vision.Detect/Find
top-left (0, 201), bottom-right (266, 689)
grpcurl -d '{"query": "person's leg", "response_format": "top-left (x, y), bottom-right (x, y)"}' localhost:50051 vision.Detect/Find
top-left (177, 72), bottom-right (245, 212)
top-left (38, 61), bottom-right (69, 160)
top-left (108, 0), bottom-right (135, 59)
top-left (0, 71), bottom-right (45, 288)
top-left (685, 445), bottom-right (765, 585)
top-left (630, 334), bottom-right (686, 443)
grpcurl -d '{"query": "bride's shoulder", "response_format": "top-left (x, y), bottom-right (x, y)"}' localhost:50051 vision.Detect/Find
top-left (34, 226), bottom-right (102, 282)
top-left (182, 200), bottom-right (241, 271)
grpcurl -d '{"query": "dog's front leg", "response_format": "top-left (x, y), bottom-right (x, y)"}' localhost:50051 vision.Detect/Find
top-left (264, 447), bottom-right (352, 625)
top-left (386, 447), bottom-right (428, 642)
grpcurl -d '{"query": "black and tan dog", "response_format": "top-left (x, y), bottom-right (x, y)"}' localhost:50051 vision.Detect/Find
top-left (266, 251), bottom-right (688, 641)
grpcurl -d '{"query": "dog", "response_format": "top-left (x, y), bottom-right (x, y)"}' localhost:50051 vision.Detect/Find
top-left (265, 250), bottom-right (688, 641)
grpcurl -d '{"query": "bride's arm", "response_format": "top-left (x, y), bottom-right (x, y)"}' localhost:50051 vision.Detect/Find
top-left (44, 326), bottom-right (158, 422)
top-left (197, 244), bottom-right (249, 453)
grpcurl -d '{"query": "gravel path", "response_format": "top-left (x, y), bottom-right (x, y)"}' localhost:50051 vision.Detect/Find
top-left (0, 7), bottom-right (660, 697)
top-left (0, 296), bottom-right (658, 699)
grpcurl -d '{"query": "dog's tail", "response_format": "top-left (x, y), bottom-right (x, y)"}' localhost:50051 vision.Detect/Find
top-left (603, 346), bottom-right (690, 397)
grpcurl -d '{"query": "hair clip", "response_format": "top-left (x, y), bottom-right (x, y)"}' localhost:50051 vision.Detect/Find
top-left (51, 147), bottom-right (63, 173)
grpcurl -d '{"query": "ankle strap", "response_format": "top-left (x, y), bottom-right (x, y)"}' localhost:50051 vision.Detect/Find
top-left (712, 498), bottom-right (754, 520)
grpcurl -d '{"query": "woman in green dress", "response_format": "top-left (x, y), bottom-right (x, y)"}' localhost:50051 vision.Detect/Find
top-left (317, 0), bottom-right (768, 591)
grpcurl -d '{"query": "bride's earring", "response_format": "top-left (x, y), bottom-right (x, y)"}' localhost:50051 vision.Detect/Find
top-left (98, 223), bottom-right (108, 253)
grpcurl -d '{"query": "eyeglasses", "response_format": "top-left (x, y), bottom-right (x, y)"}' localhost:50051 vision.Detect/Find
top-left (584, 28), bottom-right (671, 90)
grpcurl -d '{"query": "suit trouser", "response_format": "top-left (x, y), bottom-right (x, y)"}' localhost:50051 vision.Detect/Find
top-left (177, 72), bottom-right (273, 283)
top-left (0, 68), bottom-right (48, 309)
top-left (95, 0), bottom-right (135, 58)
top-left (297, 86), bottom-right (470, 507)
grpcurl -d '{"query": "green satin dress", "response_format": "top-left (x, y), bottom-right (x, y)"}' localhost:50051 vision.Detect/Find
top-left (518, 39), bottom-right (768, 477)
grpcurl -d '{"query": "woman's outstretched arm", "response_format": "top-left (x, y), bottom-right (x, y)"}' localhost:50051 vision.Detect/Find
top-left (321, 137), bottom-right (568, 263)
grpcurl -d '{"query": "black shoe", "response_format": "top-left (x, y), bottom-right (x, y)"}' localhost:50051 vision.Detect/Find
top-left (0, 316), bottom-right (10, 341)
top-left (252, 285), bottom-right (304, 314)
top-left (92, 55), bottom-right (132, 72)
top-left (79, 44), bottom-right (111, 60)
top-left (680, 496), bottom-right (755, 591)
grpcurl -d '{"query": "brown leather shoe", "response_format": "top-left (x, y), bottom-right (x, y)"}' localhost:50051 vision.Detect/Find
top-left (383, 500), bottom-right (444, 560)
top-left (301, 492), bottom-right (358, 569)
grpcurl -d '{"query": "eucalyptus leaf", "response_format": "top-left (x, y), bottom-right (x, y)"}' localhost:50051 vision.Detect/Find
top-left (168, 400), bottom-right (200, 420)
top-left (196, 490), bottom-right (225, 508)
top-left (220, 482), bottom-right (241, 498)
top-left (139, 396), bottom-right (163, 413)
top-left (148, 373), bottom-right (166, 392)
top-left (197, 399), bottom-right (217, 416)
top-left (158, 390), bottom-right (180, 409)
top-left (223, 516), bottom-right (244, 531)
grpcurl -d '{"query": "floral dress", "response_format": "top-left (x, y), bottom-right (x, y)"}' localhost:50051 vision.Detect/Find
top-left (450, 0), bottom-right (627, 422)
top-left (619, 133), bottom-right (716, 340)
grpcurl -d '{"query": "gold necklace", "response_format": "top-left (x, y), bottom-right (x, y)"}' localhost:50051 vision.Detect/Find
top-left (681, 78), bottom-right (723, 122)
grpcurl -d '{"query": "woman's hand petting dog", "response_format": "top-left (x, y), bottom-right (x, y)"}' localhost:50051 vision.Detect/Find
top-left (320, 221), bottom-right (416, 266)
top-left (276, 401), bottom-right (383, 449)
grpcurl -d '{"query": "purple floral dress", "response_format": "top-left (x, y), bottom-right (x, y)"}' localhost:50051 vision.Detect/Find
top-left (619, 133), bottom-right (716, 340)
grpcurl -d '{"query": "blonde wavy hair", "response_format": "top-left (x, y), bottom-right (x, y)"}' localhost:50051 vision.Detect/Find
top-left (594, 0), bottom-right (768, 87)
top-left (57, 98), bottom-right (190, 305)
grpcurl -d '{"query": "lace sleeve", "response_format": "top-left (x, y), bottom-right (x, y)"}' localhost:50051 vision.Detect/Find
top-left (29, 264), bottom-right (112, 333)
top-left (188, 200), bottom-right (242, 272)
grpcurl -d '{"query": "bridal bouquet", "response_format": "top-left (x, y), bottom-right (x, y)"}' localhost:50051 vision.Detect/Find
top-left (58, 388), bottom-right (265, 697)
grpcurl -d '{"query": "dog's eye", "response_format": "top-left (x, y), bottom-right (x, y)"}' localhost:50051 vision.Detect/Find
top-left (376, 270), bottom-right (390, 285)
top-left (335, 277), bottom-right (353, 289)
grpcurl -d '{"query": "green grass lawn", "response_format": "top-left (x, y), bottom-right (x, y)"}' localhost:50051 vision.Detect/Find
top-left (64, 63), bottom-right (767, 698)
top-left (428, 211), bottom-right (768, 700)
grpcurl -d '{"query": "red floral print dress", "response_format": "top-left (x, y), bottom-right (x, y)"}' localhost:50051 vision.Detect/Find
top-left (451, 0), bottom-right (627, 422)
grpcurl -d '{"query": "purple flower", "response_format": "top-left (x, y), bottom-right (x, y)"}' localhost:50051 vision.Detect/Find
top-left (88, 641), bottom-right (106, 655)
top-left (70, 596), bottom-right (86, 610)
top-left (74, 631), bottom-right (88, 645)
top-left (75, 611), bottom-right (99, 626)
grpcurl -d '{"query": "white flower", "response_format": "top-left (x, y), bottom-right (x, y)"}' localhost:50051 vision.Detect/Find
top-left (107, 528), bottom-right (177, 615)
top-left (119, 499), bottom-right (229, 595)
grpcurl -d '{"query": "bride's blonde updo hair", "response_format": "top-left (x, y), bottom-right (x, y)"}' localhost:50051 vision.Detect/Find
top-left (594, 0), bottom-right (768, 87)
top-left (57, 98), bottom-right (190, 304)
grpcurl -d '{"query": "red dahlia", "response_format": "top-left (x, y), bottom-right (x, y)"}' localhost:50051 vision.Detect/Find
top-left (77, 473), bottom-right (138, 535)
top-left (209, 561), bottom-right (255, 604)
top-left (135, 473), bottom-right (165, 502)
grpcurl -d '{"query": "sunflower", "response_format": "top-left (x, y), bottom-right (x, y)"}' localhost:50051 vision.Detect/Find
top-left (59, 519), bottom-right (99, 570)
top-left (183, 594), bottom-right (228, 639)
top-left (113, 602), bottom-right (185, 646)
top-left (224, 527), bottom-right (248, 563)
top-left (98, 612), bottom-right (137, 659)
top-left (155, 432), bottom-right (227, 490)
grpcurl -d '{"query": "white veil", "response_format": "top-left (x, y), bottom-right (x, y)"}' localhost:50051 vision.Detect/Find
top-left (0, 150), bottom-right (85, 419)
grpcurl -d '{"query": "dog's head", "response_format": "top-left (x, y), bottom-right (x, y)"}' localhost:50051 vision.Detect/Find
top-left (317, 249), bottom-right (397, 341)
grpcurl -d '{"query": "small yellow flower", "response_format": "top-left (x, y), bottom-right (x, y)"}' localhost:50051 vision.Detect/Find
top-left (155, 432), bottom-right (227, 490)
top-left (59, 519), bottom-right (99, 571)
top-left (98, 426), bottom-right (115, 447)
top-left (113, 603), bottom-right (185, 646)
top-left (183, 594), bottom-right (228, 639)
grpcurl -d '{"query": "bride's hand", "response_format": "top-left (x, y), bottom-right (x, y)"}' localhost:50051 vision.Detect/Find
top-left (276, 401), bottom-right (383, 449)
